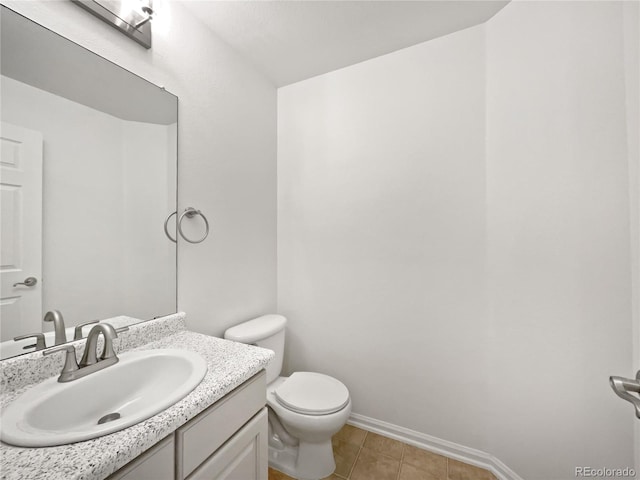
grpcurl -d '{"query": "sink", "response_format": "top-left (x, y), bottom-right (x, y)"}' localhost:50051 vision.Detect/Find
top-left (1, 349), bottom-right (207, 447)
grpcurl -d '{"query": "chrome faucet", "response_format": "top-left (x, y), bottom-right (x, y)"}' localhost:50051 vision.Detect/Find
top-left (43, 323), bottom-right (128, 383)
top-left (79, 323), bottom-right (122, 368)
top-left (12, 310), bottom-right (67, 352)
top-left (43, 310), bottom-right (67, 345)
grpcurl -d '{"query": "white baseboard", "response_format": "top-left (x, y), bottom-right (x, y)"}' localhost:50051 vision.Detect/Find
top-left (348, 413), bottom-right (524, 480)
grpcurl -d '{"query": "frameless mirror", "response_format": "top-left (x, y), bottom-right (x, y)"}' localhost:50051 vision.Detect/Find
top-left (0, 6), bottom-right (178, 359)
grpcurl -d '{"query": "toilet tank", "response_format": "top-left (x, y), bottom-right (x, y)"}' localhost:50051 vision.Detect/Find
top-left (224, 314), bottom-right (286, 384)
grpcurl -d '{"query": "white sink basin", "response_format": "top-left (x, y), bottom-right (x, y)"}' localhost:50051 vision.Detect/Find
top-left (1, 349), bottom-right (207, 447)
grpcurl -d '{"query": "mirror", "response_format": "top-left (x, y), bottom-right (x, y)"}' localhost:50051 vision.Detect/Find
top-left (0, 6), bottom-right (178, 359)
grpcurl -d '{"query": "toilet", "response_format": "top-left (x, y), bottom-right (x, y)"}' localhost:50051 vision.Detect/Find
top-left (224, 314), bottom-right (351, 480)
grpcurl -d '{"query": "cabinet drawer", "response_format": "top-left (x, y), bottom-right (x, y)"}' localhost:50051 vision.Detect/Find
top-left (176, 371), bottom-right (266, 479)
top-left (107, 435), bottom-right (174, 480)
top-left (186, 408), bottom-right (268, 480)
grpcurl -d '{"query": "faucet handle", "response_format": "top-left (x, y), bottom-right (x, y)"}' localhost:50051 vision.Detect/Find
top-left (43, 344), bottom-right (79, 380)
top-left (73, 320), bottom-right (99, 340)
top-left (14, 333), bottom-right (46, 351)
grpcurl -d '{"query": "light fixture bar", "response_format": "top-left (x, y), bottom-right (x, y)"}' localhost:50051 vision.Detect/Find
top-left (71, 0), bottom-right (152, 49)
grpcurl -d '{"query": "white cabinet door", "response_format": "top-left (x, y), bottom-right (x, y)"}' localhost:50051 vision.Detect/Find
top-left (108, 435), bottom-right (174, 480)
top-left (177, 371), bottom-right (266, 479)
top-left (0, 122), bottom-right (43, 343)
top-left (187, 408), bottom-right (268, 480)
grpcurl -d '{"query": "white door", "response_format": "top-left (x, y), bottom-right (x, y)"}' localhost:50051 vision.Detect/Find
top-left (0, 122), bottom-right (43, 342)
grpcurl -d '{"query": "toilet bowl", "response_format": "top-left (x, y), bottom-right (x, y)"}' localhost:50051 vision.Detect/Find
top-left (224, 315), bottom-right (351, 480)
top-left (267, 374), bottom-right (352, 479)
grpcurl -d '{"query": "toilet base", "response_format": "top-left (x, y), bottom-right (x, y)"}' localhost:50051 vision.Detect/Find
top-left (268, 439), bottom-right (336, 480)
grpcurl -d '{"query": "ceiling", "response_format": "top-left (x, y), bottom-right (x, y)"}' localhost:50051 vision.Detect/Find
top-left (181, 1), bottom-right (509, 87)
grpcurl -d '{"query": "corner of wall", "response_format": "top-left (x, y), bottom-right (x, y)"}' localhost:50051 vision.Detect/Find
top-left (622, 0), bottom-right (640, 472)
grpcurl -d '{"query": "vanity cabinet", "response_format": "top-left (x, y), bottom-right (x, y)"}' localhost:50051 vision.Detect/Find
top-left (184, 408), bottom-right (267, 480)
top-left (108, 371), bottom-right (267, 480)
top-left (176, 370), bottom-right (267, 480)
top-left (108, 435), bottom-right (175, 480)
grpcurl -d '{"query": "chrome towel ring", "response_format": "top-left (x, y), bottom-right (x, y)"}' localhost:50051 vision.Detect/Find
top-left (178, 207), bottom-right (210, 244)
top-left (164, 211), bottom-right (177, 243)
top-left (163, 207), bottom-right (210, 244)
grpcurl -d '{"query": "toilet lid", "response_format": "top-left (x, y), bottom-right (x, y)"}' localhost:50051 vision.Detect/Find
top-left (275, 372), bottom-right (349, 415)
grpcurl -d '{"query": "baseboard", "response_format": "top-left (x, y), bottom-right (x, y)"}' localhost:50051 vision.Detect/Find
top-left (348, 413), bottom-right (524, 480)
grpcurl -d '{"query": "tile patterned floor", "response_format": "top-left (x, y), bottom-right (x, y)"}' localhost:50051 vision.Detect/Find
top-left (268, 425), bottom-right (497, 480)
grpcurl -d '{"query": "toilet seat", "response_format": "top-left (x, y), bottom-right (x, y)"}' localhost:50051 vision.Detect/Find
top-left (274, 372), bottom-right (350, 416)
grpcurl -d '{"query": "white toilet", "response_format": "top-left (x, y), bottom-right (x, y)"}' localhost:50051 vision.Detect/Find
top-left (224, 314), bottom-right (351, 480)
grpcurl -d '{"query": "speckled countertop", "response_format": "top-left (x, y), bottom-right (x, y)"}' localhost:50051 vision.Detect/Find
top-left (0, 314), bottom-right (274, 480)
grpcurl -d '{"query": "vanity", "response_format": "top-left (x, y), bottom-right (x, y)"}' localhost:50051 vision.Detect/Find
top-left (111, 373), bottom-right (266, 480)
top-left (0, 313), bottom-right (274, 480)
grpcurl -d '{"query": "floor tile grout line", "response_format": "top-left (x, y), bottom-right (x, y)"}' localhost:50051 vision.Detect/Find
top-left (346, 430), bottom-right (367, 479)
top-left (349, 445), bottom-right (361, 480)
top-left (397, 443), bottom-right (405, 480)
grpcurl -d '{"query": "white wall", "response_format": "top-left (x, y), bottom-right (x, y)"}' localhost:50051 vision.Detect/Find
top-left (278, 2), bottom-right (637, 478)
top-left (278, 25), bottom-right (490, 451)
top-left (1, 0), bottom-right (278, 335)
top-left (486, 2), bottom-right (634, 478)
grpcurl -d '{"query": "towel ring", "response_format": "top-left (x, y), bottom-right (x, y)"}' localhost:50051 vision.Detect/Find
top-left (164, 211), bottom-right (177, 243)
top-left (177, 207), bottom-right (210, 244)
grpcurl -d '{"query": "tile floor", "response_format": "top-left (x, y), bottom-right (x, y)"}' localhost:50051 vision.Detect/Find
top-left (268, 425), bottom-right (497, 480)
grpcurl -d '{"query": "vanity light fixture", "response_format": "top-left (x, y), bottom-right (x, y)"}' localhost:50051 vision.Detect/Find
top-left (134, 2), bottom-right (154, 29)
top-left (71, 0), bottom-right (154, 49)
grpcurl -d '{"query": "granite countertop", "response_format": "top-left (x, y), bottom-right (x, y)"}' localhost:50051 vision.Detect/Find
top-left (0, 317), bottom-right (274, 480)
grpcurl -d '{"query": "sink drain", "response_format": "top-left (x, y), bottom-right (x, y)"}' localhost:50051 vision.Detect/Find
top-left (97, 412), bottom-right (121, 425)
